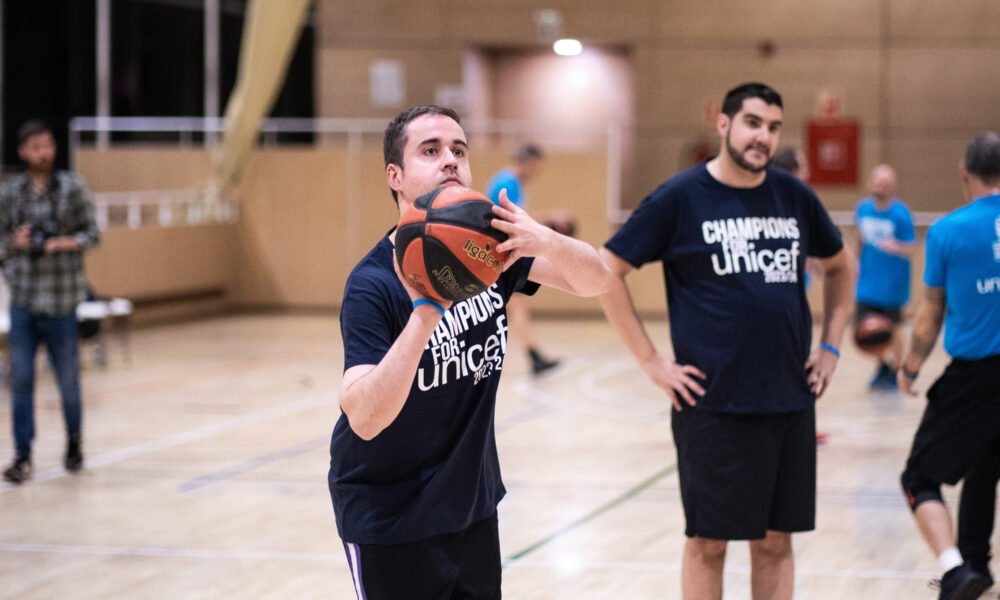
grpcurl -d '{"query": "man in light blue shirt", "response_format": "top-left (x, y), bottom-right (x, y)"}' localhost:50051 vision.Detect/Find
top-left (899, 131), bottom-right (1000, 599)
top-left (485, 144), bottom-right (559, 375)
top-left (854, 164), bottom-right (915, 390)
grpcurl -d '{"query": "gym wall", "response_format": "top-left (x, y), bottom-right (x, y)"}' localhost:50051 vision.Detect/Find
top-left (316, 0), bottom-right (1000, 213)
top-left (78, 146), bottom-right (664, 317)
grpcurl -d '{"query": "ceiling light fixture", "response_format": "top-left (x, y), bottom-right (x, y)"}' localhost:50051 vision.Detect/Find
top-left (553, 38), bottom-right (582, 56)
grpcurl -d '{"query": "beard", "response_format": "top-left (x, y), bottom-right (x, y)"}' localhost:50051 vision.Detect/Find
top-left (725, 128), bottom-right (771, 174)
top-left (28, 157), bottom-right (55, 174)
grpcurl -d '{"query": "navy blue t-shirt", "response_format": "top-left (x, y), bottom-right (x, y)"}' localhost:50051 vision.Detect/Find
top-left (329, 234), bottom-right (538, 545)
top-left (606, 164), bottom-right (843, 414)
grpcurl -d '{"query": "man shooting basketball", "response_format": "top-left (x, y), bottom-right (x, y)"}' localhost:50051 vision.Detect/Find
top-left (598, 82), bottom-right (855, 600)
top-left (898, 131), bottom-right (1000, 600)
top-left (327, 105), bottom-right (611, 599)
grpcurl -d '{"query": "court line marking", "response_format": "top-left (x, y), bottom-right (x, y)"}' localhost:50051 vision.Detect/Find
top-left (577, 356), bottom-right (671, 420)
top-left (512, 349), bottom-right (671, 423)
top-left (502, 464), bottom-right (677, 569)
top-left (0, 542), bottom-right (341, 563)
top-left (179, 436), bottom-right (330, 492)
top-left (495, 403), bottom-right (553, 434)
top-left (177, 402), bottom-right (553, 493)
top-left (0, 541), bottom-right (941, 581)
top-left (506, 556), bottom-right (940, 581)
top-left (0, 392), bottom-right (333, 495)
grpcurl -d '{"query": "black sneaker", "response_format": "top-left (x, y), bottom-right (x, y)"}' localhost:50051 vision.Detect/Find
top-left (3, 457), bottom-right (32, 484)
top-left (936, 564), bottom-right (991, 600)
top-left (65, 437), bottom-right (84, 472)
top-left (529, 348), bottom-right (559, 376)
top-left (967, 561), bottom-right (994, 589)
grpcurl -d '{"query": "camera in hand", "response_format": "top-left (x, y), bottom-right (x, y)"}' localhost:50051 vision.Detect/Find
top-left (28, 220), bottom-right (57, 259)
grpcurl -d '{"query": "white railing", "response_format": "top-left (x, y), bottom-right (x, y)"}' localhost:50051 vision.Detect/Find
top-left (827, 210), bottom-right (944, 228)
top-left (91, 188), bottom-right (238, 230)
top-left (69, 116), bottom-right (624, 231)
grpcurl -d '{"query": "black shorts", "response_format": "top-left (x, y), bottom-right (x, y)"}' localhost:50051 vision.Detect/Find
top-left (343, 513), bottom-right (500, 600)
top-left (671, 407), bottom-right (816, 540)
top-left (901, 355), bottom-right (1000, 493)
top-left (856, 302), bottom-right (903, 325)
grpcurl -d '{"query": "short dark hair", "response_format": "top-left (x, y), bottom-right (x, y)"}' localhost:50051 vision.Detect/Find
top-left (964, 131), bottom-right (1000, 185)
top-left (17, 119), bottom-right (53, 145)
top-left (383, 105), bottom-right (461, 203)
top-left (721, 82), bottom-right (783, 118)
top-left (771, 147), bottom-right (800, 174)
top-left (514, 144), bottom-right (543, 163)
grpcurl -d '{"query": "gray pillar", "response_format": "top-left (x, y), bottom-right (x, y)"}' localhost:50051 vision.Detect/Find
top-left (204, 0), bottom-right (220, 145)
top-left (0, 0), bottom-right (5, 166)
top-left (96, 0), bottom-right (111, 148)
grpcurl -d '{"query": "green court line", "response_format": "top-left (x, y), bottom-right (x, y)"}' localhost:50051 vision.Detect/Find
top-left (502, 463), bottom-right (677, 569)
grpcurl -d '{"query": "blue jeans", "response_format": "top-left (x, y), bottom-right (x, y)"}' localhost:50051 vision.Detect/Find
top-left (9, 306), bottom-right (82, 457)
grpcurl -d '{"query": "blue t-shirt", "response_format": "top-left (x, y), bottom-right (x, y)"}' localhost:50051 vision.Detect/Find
top-left (605, 165), bottom-right (844, 414)
top-left (485, 168), bottom-right (524, 207)
top-left (855, 197), bottom-right (915, 308)
top-left (923, 193), bottom-right (1000, 360)
top-left (329, 234), bottom-right (538, 545)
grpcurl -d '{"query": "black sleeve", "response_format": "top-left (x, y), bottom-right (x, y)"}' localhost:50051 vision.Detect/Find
top-left (804, 188), bottom-right (843, 258)
top-left (510, 256), bottom-right (539, 296)
top-left (340, 271), bottom-right (398, 371)
top-left (604, 186), bottom-right (674, 268)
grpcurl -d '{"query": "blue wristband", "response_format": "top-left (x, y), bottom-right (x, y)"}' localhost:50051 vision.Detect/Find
top-left (819, 343), bottom-right (841, 359)
top-left (412, 298), bottom-right (445, 317)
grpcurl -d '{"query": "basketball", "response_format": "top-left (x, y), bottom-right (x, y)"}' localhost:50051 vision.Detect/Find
top-left (853, 313), bottom-right (894, 356)
top-left (395, 185), bottom-right (509, 303)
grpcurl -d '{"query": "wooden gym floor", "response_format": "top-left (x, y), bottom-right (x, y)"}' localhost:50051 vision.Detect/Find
top-left (0, 313), bottom-right (994, 599)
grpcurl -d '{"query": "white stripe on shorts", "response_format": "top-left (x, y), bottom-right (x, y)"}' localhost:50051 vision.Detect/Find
top-left (347, 542), bottom-right (365, 599)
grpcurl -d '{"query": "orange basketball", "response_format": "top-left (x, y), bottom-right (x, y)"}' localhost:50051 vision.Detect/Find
top-left (853, 313), bottom-right (894, 356)
top-left (395, 186), bottom-right (509, 303)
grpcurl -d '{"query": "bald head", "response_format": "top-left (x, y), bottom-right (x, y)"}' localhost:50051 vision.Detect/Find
top-left (868, 164), bottom-right (897, 203)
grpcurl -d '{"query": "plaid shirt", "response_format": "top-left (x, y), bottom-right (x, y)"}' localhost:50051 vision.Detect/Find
top-left (0, 171), bottom-right (101, 315)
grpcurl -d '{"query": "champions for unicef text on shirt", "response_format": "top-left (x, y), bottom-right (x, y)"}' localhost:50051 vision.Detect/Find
top-left (701, 215), bottom-right (802, 283)
top-left (419, 285), bottom-right (510, 390)
top-left (330, 236), bottom-right (538, 545)
top-left (605, 165), bottom-right (843, 414)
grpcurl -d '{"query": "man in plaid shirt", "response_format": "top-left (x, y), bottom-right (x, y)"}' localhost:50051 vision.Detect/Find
top-left (0, 120), bottom-right (100, 484)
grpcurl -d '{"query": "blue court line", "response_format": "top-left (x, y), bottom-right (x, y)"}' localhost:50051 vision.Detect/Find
top-left (180, 436), bottom-right (328, 492)
top-left (502, 464), bottom-right (677, 569)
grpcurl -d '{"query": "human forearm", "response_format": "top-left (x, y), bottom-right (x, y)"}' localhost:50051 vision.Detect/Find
top-left (74, 228), bottom-right (101, 250)
top-left (818, 250), bottom-right (856, 348)
top-left (597, 250), bottom-right (706, 407)
top-left (45, 236), bottom-right (83, 253)
top-left (597, 248), bottom-right (660, 366)
top-left (339, 307), bottom-right (442, 440)
top-left (896, 242), bottom-right (917, 259)
top-left (598, 276), bottom-right (659, 366)
top-left (902, 287), bottom-right (945, 374)
top-left (492, 197), bottom-right (610, 297)
top-left (879, 239), bottom-right (917, 258)
top-left (541, 235), bottom-right (612, 297)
